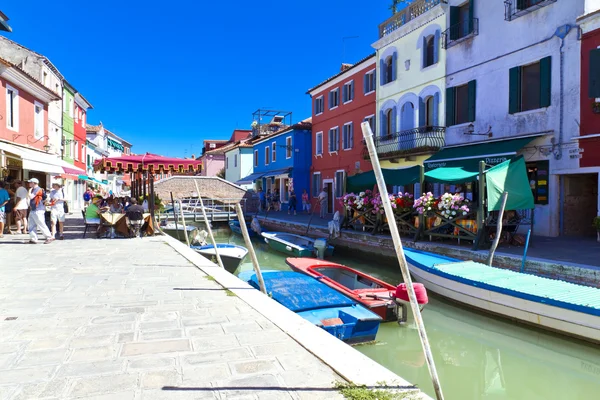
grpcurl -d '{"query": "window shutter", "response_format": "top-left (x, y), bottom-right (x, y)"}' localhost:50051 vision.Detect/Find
top-left (450, 7), bottom-right (460, 41)
top-left (433, 92), bottom-right (440, 126)
top-left (468, 80), bottom-right (477, 122)
top-left (328, 92), bottom-right (333, 109)
top-left (540, 56), bottom-right (552, 108)
top-left (433, 30), bottom-right (440, 64)
top-left (350, 123), bottom-right (354, 148)
top-left (336, 128), bottom-right (340, 151)
top-left (391, 52), bottom-right (397, 81)
top-left (509, 66), bottom-right (521, 114)
top-left (517, 0), bottom-right (527, 10)
top-left (380, 59), bottom-right (385, 85)
top-left (380, 110), bottom-right (387, 136)
top-left (468, 0), bottom-right (475, 34)
top-left (590, 49), bottom-right (600, 98)
top-left (343, 85), bottom-right (348, 103)
top-left (391, 108), bottom-right (397, 134)
top-left (422, 36), bottom-right (427, 69)
top-left (419, 97), bottom-right (426, 127)
top-left (446, 87), bottom-right (456, 126)
top-left (363, 74), bottom-right (368, 94)
top-left (350, 81), bottom-right (354, 100)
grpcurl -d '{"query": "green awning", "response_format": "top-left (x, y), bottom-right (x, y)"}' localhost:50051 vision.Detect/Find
top-left (424, 167), bottom-right (479, 184)
top-left (347, 166), bottom-right (421, 193)
top-left (486, 156), bottom-right (534, 211)
top-left (424, 136), bottom-right (541, 172)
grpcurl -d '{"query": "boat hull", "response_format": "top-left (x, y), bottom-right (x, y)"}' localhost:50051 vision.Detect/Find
top-left (228, 221), bottom-right (258, 238)
top-left (192, 244), bottom-right (248, 274)
top-left (262, 232), bottom-right (334, 258)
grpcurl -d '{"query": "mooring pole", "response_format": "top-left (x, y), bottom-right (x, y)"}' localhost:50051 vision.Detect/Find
top-left (193, 180), bottom-right (225, 270)
top-left (170, 192), bottom-right (181, 241)
top-left (361, 122), bottom-right (445, 400)
top-left (521, 228), bottom-right (532, 273)
top-left (177, 200), bottom-right (190, 247)
top-left (487, 191), bottom-right (509, 267)
top-left (235, 203), bottom-right (267, 294)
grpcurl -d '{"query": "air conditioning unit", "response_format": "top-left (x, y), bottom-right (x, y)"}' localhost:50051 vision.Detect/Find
top-left (209, 143), bottom-right (216, 149)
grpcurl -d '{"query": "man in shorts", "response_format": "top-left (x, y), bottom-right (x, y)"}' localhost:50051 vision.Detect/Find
top-left (27, 178), bottom-right (54, 244)
top-left (12, 180), bottom-right (28, 234)
top-left (0, 181), bottom-right (10, 238)
top-left (49, 183), bottom-right (65, 240)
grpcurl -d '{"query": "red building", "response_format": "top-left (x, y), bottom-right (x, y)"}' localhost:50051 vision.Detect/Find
top-left (307, 54), bottom-right (376, 213)
top-left (73, 93), bottom-right (93, 172)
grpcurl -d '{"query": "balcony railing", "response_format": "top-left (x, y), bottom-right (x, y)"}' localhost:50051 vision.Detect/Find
top-left (442, 18), bottom-right (479, 49)
top-left (379, 0), bottom-right (443, 38)
top-left (363, 126), bottom-right (446, 161)
top-left (504, 0), bottom-right (557, 21)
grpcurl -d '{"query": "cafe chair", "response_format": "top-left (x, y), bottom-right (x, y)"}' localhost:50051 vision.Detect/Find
top-left (126, 210), bottom-right (145, 238)
top-left (82, 210), bottom-right (100, 238)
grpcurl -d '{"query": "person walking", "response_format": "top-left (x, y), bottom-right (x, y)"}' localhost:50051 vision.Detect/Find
top-left (83, 187), bottom-right (93, 206)
top-left (0, 182), bottom-right (10, 238)
top-left (27, 178), bottom-right (54, 244)
top-left (49, 183), bottom-right (66, 240)
top-left (318, 187), bottom-right (328, 219)
top-left (12, 180), bottom-right (28, 234)
top-left (288, 190), bottom-right (297, 215)
top-left (257, 188), bottom-right (265, 213)
top-left (301, 189), bottom-right (310, 214)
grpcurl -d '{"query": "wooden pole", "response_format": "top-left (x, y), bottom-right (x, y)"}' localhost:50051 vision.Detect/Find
top-left (149, 174), bottom-right (155, 235)
top-left (361, 121), bottom-right (445, 400)
top-left (487, 191), bottom-right (509, 267)
top-left (235, 203), bottom-right (267, 294)
top-left (177, 200), bottom-right (190, 247)
top-left (193, 180), bottom-right (225, 270)
top-left (170, 192), bottom-right (181, 241)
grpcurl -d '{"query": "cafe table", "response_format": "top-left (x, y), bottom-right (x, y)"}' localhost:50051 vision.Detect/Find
top-left (99, 212), bottom-right (154, 238)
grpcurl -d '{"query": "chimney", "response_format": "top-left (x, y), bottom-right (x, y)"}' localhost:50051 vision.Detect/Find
top-left (191, 154), bottom-right (195, 159)
top-left (340, 63), bottom-right (352, 72)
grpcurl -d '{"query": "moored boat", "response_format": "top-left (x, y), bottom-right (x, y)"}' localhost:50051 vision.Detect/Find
top-left (228, 220), bottom-right (259, 238)
top-left (238, 270), bottom-right (381, 344)
top-left (403, 248), bottom-right (600, 344)
top-left (261, 232), bottom-right (334, 258)
top-left (191, 244), bottom-right (248, 273)
top-left (286, 257), bottom-right (428, 322)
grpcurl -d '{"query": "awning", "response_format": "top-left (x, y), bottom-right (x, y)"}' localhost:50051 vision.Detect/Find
top-left (261, 168), bottom-right (292, 179)
top-left (63, 166), bottom-right (86, 175)
top-left (486, 156), bottom-right (534, 211)
top-left (424, 167), bottom-right (479, 184)
top-left (0, 141), bottom-right (63, 174)
top-left (423, 135), bottom-right (543, 172)
top-left (347, 166), bottom-right (421, 193)
top-left (236, 171), bottom-right (265, 185)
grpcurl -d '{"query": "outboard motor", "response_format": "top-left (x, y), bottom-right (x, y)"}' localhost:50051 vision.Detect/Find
top-left (391, 283), bottom-right (429, 325)
top-left (313, 238), bottom-right (328, 260)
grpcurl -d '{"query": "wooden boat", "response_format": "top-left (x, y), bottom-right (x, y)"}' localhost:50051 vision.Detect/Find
top-left (261, 232), bottom-right (334, 258)
top-left (238, 270), bottom-right (381, 343)
top-left (403, 248), bottom-right (600, 344)
top-left (286, 258), bottom-right (428, 322)
top-left (191, 244), bottom-right (248, 273)
top-left (228, 220), bottom-right (259, 238)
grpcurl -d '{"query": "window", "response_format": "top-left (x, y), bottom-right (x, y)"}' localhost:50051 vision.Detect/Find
top-left (254, 150), bottom-right (258, 167)
top-left (226, 157), bottom-right (229, 169)
top-left (234, 154), bottom-right (238, 167)
top-left (6, 85), bottom-right (18, 131)
top-left (69, 98), bottom-right (74, 118)
top-left (315, 132), bottom-right (323, 156)
top-left (380, 52), bottom-right (397, 85)
top-left (386, 58), bottom-right (393, 82)
top-left (82, 112), bottom-right (85, 127)
top-left (74, 106), bottom-right (79, 123)
top-left (74, 141), bottom-right (79, 160)
top-left (328, 127), bottom-right (339, 152)
top-left (335, 171), bottom-right (345, 198)
top-left (425, 96), bottom-right (435, 126)
top-left (42, 71), bottom-right (48, 86)
top-left (329, 88), bottom-right (339, 109)
top-left (517, 0), bottom-right (545, 11)
top-left (364, 70), bottom-right (375, 94)
top-left (364, 115), bottom-right (375, 133)
top-left (81, 144), bottom-right (86, 161)
top-left (342, 123), bottom-right (354, 150)
top-left (265, 147), bottom-right (270, 165)
top-left (286, 137), bottom-right (292, 159)
top-left (386, 109), bottom-right (393, 137)
top-left (424, 36), bottom-right (435, 68)
top-left (87, 154), bottom-right (91, 167)
top-left (272, 142), bottom-right (277, 162)
top-left (342, 81), bottom-right (354, 103)
top-left (509, 57), bottom-right (551, 113)
top-left (449, 0), bottom-right (475, 41)
top-left (590, 49), bottom-right (600, 98)
top-left (527, 160), bottom-right (549, 205)
top-left (446, 80), bottom-right (476, 126)
top-left (315, 96), bottom-right (324, 115)
top-left (34, 101), bottom-right (44, 139)
top-left (313, 173), bottom-right (321, 197)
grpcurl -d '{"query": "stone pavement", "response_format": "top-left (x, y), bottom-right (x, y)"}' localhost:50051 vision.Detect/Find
top-left (0, 216), bottom-right (424, 400)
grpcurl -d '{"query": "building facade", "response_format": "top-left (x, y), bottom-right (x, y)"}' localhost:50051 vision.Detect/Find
top-left (224, 142), bottom-right (254, 190)
top-left (86, 123), bottom-right (132, 195)
top-left (251, 122), bottom-right (312, 208)
top-left (199, 139), bottom-right (228, 177)
top-left (62, 83), bottom-right (75, 164)
top-left (307, 55), bottom-right (377, 214)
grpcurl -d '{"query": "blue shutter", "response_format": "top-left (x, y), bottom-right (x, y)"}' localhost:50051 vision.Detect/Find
top-left (433, 92), bottom-right (440, 126)
top-left (419, 97), bottom-right (426, 127)
top-left (363, 74), bottom-right (368, 94)
top-left (350, 123), bottom-right (354, 148)
top-left (342, 85), bottom-right (348, 103)
top-left (422, 36), bottom-right (427, 69)
top-left (380, 110), bottom-right (386, 136)
top-left (328, 92), bottom-right (332, 109)
top-left (380, 59), bottom-right (385, 85)
top-left (391, 108), bottom-right (397, 135)
top-left (433, 30), bottom-right (440, 64)
top-left (350, 81), bottom-right (354, 100)
top-left (391, 52), bottom-right (397, 81)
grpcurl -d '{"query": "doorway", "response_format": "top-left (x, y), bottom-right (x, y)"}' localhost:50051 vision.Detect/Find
top-left (323, 181), bottom-right (334, 214)
top-left (562, 174), bottom-right (598, 236)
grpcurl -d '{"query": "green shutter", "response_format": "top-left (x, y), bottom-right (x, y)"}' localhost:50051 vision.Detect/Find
top-left (589, 49), bottom-right (600, 98)
top-left (450, 7), bottom-right (460, 41)
top-left (517, 0), bottom-right (527, 11)
top-left (540, 56), bottom-right (552, 108)
top-left (468, 0), bottom-right (475, 34)
top-left (468, 80), bottom-right (477, 122)
top-left (509, 66), bottom-right (521, 114)
top-left (446, 87), bottom-right (456, 127)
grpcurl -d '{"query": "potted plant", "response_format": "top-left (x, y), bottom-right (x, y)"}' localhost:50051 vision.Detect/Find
top-left (413, 192), bottom-right (437, 216)
top-left (593, 216), bottom-right (600, 242)
top-left (593, 101), bottom-right (600, 115)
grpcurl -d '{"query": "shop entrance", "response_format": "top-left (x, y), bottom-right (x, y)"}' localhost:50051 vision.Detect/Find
top-left (562, 174), bottom-right (598, 236)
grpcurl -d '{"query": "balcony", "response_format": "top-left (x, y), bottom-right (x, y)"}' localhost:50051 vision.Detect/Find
top-left (379, 0), bottom-right (443, 38)
top-left (504, 0), bottom-right (557, 21)
top-left (363, 126), bottom-right (446, 161)
top-left (442, 18), bottom-right (479, 49)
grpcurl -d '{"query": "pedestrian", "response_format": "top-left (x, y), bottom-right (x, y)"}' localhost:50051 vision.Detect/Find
top-left (266, 190), bottom-right (272, 211)
top-left (301, 189), bottom-right (310, 214)
top-left (318, 187), bottom-right (328, 219)
top-left (273, 189), bottom-right (280, 211)
top-left (83, 187), bottom-right (93, 206)
top-left (288, 190), bottom-right (297, 215)
top-left (49, 183), bottom-right (66, 240)
top-left (27, 178), bottom-right (54, 244)
top-left (257, 188), bottom-right (265, 212)
top-left (0, 181), bottom-right (10, 238)
top-left (12, 180), bottom-right (28, 234)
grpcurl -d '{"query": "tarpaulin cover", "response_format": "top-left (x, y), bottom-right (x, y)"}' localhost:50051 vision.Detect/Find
top-left (346, 166), bottom-right (421, 193)
top-left (485, 156), bottom-right (534, 211)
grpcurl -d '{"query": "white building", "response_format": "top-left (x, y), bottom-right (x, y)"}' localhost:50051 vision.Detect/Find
top-left (224, 141), bottom-right (255, 190)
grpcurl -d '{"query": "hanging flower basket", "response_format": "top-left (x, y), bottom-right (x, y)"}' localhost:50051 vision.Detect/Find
top-left (593, 102), bottom-right (600, 115)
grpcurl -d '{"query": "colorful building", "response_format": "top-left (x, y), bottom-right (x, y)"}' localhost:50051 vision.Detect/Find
top-left (250, 121), bottom-right (312, 208)
top-left (199, 139), bottom-right (229, 177)
top-left (224, 140), bottom-right (254, 190)
top-left (307, 55), bottom-right (376, 214)
top-left (62, 83), bottom-right (75, 165)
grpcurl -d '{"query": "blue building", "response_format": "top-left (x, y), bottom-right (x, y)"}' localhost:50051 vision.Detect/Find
top-left (239, 121), bottom-right (312, 208)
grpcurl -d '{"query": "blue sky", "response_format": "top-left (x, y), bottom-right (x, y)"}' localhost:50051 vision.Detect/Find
top-left (3, 1), bottom-right (391, 157)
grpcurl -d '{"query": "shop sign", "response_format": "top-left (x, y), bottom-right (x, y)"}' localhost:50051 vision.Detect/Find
top-left (569, 148), bottom-right (584, 159)
top-left (7, 158), bottom-right (23, 168)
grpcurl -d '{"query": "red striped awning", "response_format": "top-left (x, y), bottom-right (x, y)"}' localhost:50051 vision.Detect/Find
top-left (94, 153), bottom-right (202, 174)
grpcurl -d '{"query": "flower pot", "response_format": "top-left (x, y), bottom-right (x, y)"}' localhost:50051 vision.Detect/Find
top-left (593, 103), bottom-right (600, 114)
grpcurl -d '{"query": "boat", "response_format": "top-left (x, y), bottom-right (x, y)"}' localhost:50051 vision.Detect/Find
top-left (403, 248), bottom-right (600, 344)
top-left (161, 223), bottom-right (199, 240)
top-left (238, 270), bottom-right (381, 343)
top-left (191, 244), bottom-right (249, 273)
top-left (286, 258), bottom-right (428, 323)
top-left (261, 232), bottom-right (334, 258)
top-left (228, 220), bottom-right (259, 238)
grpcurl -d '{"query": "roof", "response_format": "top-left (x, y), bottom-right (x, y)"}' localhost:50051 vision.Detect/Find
top-left (306, 53), bottom-right (376, 95)
top-left (251, 121), bottom-right (312, 146)
top-left (0, 36), bottom-right (64, 81)
top-left (229, 129), bottom-right (252, 142)
top-left (86, 123), bottom-right (133, 147)
top-left (0, 57), bottom-right (61, 101)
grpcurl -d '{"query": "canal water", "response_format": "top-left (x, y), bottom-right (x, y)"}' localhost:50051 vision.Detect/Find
top-left (204, 228), bottom-right (600, 400)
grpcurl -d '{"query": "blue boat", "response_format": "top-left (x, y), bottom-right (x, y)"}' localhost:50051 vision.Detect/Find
top-left (238, 270), bottom-right (381, 343)
top-left (191, 244), bottom-right (248, 273)
top-left (228, 220), bottom-right (259, 238)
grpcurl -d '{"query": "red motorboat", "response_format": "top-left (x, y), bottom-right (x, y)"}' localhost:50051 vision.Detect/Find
top-left (286, 258), bottom-right (428, 323)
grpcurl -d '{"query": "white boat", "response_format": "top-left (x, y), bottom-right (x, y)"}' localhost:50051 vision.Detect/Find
top-left (403, 248), bottom-right (600, 344)
top-left (191, 244), bottom-right (248, 273)
top-left (261, 232), bottom-right (334, 258)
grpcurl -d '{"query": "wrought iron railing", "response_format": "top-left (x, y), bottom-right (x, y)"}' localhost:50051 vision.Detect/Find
top-left (379, 0), bottom-right (443, 38)
top-left (442, 18), bottom-right (479, 49)
top-left (504, 0), bottom-right (557, 21)
top-left (363, 126), bottom-right (445, 160)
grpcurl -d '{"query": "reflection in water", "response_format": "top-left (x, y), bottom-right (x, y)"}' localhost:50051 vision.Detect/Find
top-left (213, 229), bottom-right (600, 400)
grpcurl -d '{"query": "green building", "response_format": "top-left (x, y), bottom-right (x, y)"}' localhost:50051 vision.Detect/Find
top-left (62, 82), bottom-right (75, 164)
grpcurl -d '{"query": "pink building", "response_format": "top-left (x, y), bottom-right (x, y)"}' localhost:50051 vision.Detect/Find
top-left (198, 130), bottom-right (252, 177)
